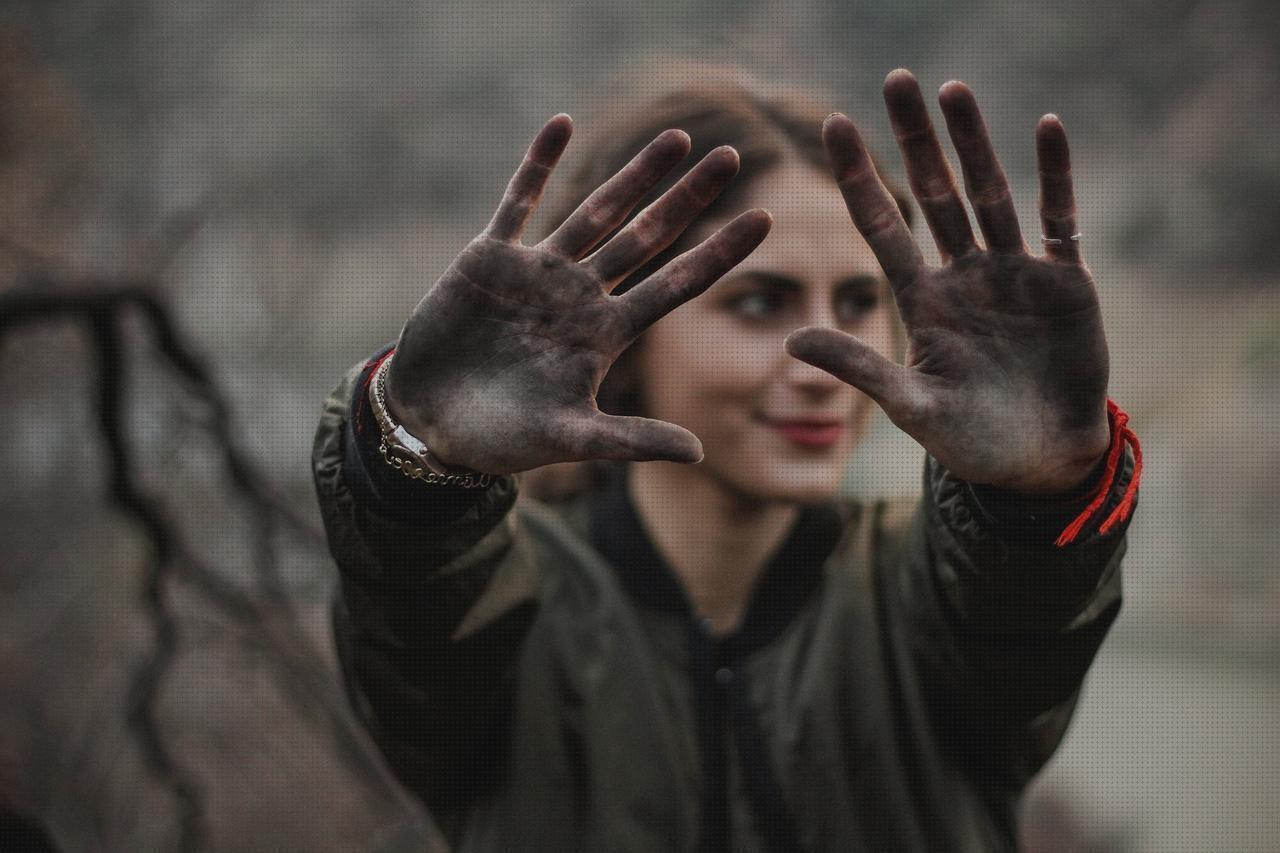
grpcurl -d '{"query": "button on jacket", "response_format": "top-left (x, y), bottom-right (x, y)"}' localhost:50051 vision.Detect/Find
top-left (313, 347), bottom-right (1136, 852)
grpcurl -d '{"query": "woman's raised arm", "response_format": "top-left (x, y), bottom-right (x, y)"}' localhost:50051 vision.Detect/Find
top-left (313, 115), bottom-right (769, 824)
top-left (789, 70), bottom-right (1139, 794)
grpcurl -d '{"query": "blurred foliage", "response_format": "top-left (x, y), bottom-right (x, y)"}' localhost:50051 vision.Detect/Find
top-left (1243, 306), bottom-right (1280, 378)
top-left (0, 28), bottom-right (92, 274)
top-left (0, 0), bottom-right (1274, 280)
top-left (1204, 148), bottom-right (1280, 274)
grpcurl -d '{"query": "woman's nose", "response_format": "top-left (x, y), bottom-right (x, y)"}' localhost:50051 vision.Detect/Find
top-left (782, 337), bottom-right (847, 394)
top-left (781, 299), bottom-right (849, 389)
top-left (803, 296), bottom-right (841, 332)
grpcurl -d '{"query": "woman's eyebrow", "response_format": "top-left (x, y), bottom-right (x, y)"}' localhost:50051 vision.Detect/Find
top-left (834, 274), bottom-right (881, 292)
top-left (729, 271), bottom-right (800, 291)
top-left (726, 272), bottom-right (882, 292)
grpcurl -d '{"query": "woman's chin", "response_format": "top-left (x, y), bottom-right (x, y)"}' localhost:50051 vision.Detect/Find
top-left (695, 426), bottom-right (858, 504)
top-left (722, 461), bottom-right (847, 505)
top-left (773, 475), bottom-right (845, 504)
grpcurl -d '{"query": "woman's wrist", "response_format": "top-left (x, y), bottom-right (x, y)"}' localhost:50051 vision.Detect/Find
top-left (369, 352), bottom-right (492, 487)
top-left (984, 416), bottom-right (1113, 497)
top-left (963, 399), bottom-right (1143, 547)
top-left (382, 360), bottom-right (447, 459)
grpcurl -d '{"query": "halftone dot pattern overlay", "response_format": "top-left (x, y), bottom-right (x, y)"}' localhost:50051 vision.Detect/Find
top-left (0, 0), bottom-right (1277, 850)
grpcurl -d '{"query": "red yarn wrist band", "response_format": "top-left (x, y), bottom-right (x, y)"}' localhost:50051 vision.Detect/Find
top-left (1054, 398), bottom-right (1143, 547)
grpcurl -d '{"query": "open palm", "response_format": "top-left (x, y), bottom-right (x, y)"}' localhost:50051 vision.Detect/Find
top-left (786, 71), bottom-right (1111, 494)
top-left (387, 115), bottom-right (771, 475)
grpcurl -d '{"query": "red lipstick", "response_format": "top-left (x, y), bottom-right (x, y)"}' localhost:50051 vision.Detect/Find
top-left (769, 420), bottom-right (845, 449)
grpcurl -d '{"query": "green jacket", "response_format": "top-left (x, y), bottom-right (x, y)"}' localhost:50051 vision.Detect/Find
top-left (313, 348), bottom-right (1136, 852)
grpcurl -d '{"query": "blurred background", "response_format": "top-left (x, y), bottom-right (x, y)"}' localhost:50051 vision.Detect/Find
top-left (0, 0), bottom-right (1277, 850)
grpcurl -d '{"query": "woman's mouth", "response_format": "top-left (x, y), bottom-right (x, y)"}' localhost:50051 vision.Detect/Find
top-left (766, 419), bottom-right (846, 449)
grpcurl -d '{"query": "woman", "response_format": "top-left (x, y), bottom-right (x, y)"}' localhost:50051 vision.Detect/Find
top-left (313, 68), bottom-right (1140, 851)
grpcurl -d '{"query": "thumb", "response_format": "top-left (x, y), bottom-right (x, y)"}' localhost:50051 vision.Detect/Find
top-left (785, 326), bottom-right (907, 409)
top-left (569, 412), bottom-right (705, 464)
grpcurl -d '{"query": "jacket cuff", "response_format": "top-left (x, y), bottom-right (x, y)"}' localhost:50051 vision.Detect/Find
top-left (943, 402), bottom-right (1141, 547)
top-left (963, 451), bottom-right (1113, 542)
top-left (922, 445), bottom-right (1134, 638)
top-left (343, 342), bottom-right (503, 527)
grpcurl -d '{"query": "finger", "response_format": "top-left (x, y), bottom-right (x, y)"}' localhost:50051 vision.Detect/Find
top-left (1036, 114), bottom-right (1081, 263)
top-left (568, 411), bottom-right (704, 464)
top-left (938, 81), bottom-right (1025, 254)
top-left (543, 128), bottom-right (691, 259)
top-left (784, 326), bottom-right (917, 417)
top-left (883, 69), bottom-right (977, 261)
top-left (585, 146), bottom-right (741, 287)
top-left (484, 114), bottom-right (574, 242)
top-left (823, 112), bottom-right (925, 294)
top-left (619, 208), bottom-right (772, 338)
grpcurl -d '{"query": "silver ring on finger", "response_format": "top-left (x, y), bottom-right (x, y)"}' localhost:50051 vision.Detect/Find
top-left (1041, 233), bottom-right (1082, 246)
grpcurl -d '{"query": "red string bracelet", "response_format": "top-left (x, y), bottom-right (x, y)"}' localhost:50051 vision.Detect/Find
top-left (1054, 398), bottom-right (1143, 547)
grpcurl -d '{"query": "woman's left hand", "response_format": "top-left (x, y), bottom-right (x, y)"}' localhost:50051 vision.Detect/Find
top-left (786, 70), bottom-right (1111, 495)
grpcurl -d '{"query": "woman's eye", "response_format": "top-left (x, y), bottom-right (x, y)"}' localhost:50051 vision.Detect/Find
top-left (724, 284), bottom-right (879, 324)
top-left (837, 290), bottom-right (879, 323)
top-left (728, 291), bottom-right (782, 320)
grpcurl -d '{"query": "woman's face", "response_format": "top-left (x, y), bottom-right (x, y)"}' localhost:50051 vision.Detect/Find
top-left (634, 156), bottom-right (896, 504)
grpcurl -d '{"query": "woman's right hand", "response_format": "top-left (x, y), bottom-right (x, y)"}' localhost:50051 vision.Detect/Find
top-left (385, 114), bottom-right (771, 475)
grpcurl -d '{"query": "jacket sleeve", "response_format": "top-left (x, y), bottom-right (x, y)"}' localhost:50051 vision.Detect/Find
top-left (875, 441), bottom-right (1137, 794)
top-left (312, 344), bottom-right (540, 819)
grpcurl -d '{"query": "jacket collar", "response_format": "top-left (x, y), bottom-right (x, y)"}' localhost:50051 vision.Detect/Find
top-left (587, 465), bottom-right (843, 655)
